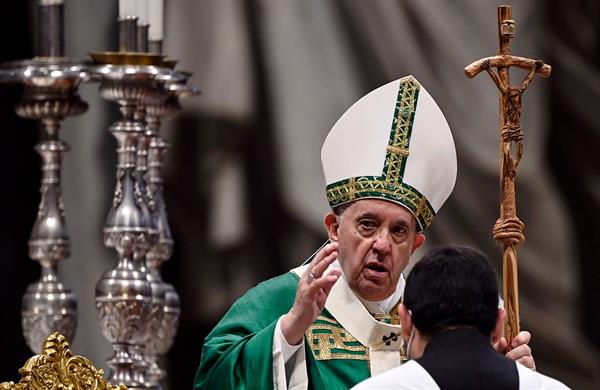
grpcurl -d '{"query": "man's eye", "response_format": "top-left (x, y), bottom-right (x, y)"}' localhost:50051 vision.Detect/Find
top-left (358, 220), bottom-right (376, 229)
top-left (392, 226), bottom-right (408, 236)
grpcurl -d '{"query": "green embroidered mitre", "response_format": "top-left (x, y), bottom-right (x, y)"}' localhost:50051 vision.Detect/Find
top-left (321, 76), bottom-right (457, 230)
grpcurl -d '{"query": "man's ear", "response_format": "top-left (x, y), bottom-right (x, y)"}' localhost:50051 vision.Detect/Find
top-left (324, 212), bottom-right (339, 242)
top-left (398, 304), bottom-right (413, 344)
top-left (411, 233), bottom-right (426, 254)
top-left (492, 308), bottom-right (507, 345)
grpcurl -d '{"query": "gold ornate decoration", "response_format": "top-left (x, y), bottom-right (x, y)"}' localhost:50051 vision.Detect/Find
top-left (372, 313), bottom-right (400, 326)
top-left (464, 5), bottom-right (551, 348)
top-left (305, 316), bottom-right (369, 361)
top-left (325, 76), bottom-right (436, 229)
top-left (0, 332), bottom-right (127, 390)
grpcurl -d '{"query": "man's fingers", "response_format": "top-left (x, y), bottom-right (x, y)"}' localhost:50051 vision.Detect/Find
top-left (311, 252), bottom-right (338, 278)
top-left (312, 242), bottom-right (338, 264)
top-left (517, 356), bottom-right (536, 371)
top-left (505, 344), bottom-right (532, 362)
top-left (321, 269), bottom-right (341, 295)
top-left (307, 243), bottom-right (339, 280)
top-left (306, 269), bottom-right (341, 299)
top-left (511, 331), bottom-right (531, 349)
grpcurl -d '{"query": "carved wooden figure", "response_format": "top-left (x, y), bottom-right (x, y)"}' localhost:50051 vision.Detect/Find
top-left (464, 5), bottom-right (551, 347)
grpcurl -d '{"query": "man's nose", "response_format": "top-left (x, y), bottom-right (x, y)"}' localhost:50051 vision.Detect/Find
top-left (372, 230), bottom-right (392, 255)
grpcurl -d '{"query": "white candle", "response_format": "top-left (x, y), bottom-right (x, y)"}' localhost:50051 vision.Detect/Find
top-left (148, 0), bottom-right (164, 41)
top-left (119, 0), bottom-right (137, 18)
top-left (136, 0), bottom-right (149, 25)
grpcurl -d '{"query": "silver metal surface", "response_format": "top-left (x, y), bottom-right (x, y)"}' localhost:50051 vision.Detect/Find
top-left (137, 24), bottom-right (149, 53)
top-left (22, 262), bottom-right (77, 353)
top-left (138, 76), bottom-right (200, 389)
top-left (95, 63), bottom-right (176, 388)
top-left (0, 56), bottom-right (90, 353)
top-left (39, 2), bottom-right (64, 57)
top-left (119, 16), bottom-right (138, 52)
top-left (0, 59), bottom-right (90, 86)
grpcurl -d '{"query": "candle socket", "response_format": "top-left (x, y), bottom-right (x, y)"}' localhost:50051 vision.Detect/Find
top-left (119, 16), bottom-right (138, 52)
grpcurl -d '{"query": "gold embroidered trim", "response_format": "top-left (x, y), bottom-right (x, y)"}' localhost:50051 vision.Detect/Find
top-left (386, 144), bottom-right (409, 157)
top-left (305, 315), bottom-right (369, 361)
top-left (348, 177), bottom-right (356, 201)
top-left (385, 79), bottom-right (419, 184)
top-left (326, 178), bottom-right (435, 229)
top-left (325, 77), bottom-right (436, 229)
top-left (372, 313), bottom-right (400, 325)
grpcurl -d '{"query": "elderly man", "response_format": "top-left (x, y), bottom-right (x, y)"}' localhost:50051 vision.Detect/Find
top-left (352, 246), bottom-right (568, 389)
top-left (194, 76), bottom-right (534, 389)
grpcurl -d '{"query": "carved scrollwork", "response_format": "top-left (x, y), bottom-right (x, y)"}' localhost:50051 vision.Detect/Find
top-left (103, 232), bottom-right (148, 253)
top-left (28, 241), bottom-right (70, 262)
top-left (22, 312), bottom-right (77, 354)
top-left (37, 185), bottom-right (49, 219)
top-left (144, 179), bottom-right (157, 213)
top-left (146, 242), bottom-right (173, 264)
top-left (96, 300), bottom-right (149, 345)
top-left (112, 170), bottom-right (125, 208)
top-left (146, 309), bottom-right (179, 355)
top-left (0, 332), bottom-right (127, 390)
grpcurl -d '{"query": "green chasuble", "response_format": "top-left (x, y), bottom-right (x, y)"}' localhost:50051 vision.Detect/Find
top-left (194, 272), bottom-right (373, 389)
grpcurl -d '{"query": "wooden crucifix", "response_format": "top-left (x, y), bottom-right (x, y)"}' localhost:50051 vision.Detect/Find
top-left (464, 5), bottom-right (551, 347)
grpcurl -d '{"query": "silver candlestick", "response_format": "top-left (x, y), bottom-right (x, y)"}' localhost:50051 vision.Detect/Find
top-left (0, 59), bottom-right (89, 353)
top-left (143, 76), bottom-right (200, 389)
top-left (92, 54), bottom-right (181, 389)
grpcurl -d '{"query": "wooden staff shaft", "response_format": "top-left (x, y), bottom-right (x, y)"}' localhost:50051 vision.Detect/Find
top-left (465, 4), bottom-right (551, 349)
top-left (503, 245), bottom-right (520, 344)
top-left (497, 5), bottom-right (521, 346)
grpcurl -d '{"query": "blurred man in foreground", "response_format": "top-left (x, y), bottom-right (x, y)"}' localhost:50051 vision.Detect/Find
top-left (353, 246), bottom-right (569, 390)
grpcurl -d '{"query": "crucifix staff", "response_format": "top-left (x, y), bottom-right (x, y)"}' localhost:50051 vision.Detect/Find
top-left (464, 5), bottom-right (551, 347)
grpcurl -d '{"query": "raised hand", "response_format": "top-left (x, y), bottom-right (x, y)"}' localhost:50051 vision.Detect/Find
top-left (280, 243), bottom-right (342, 345)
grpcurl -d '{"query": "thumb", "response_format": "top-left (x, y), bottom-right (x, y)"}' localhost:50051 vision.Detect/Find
top-left (493, 337), bottom-right (508, 353)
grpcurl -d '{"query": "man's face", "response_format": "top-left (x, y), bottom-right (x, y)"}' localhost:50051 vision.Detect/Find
top-left (325, 199), bottom-right (425, 301)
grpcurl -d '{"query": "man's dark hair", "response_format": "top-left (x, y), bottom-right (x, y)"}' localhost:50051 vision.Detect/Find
top-left (333, 203), bottom-right (351, 216)
top-left (403, 246), bottom-right (499, 337)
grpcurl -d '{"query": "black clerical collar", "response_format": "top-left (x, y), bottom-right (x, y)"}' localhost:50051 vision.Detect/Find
top-left (423, 326), bottom-right (492, 354)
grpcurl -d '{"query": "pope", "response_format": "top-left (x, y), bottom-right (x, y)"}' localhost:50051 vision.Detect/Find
top-left (194, 76), bottom-right (535, 389)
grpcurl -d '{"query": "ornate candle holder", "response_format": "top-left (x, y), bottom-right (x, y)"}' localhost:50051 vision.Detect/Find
top-left (143, 76), bottom-right (200, 389)
top-left (0, 58), bottom-right (89, 353)
top-left (92, 54), bottom-right (184, 389)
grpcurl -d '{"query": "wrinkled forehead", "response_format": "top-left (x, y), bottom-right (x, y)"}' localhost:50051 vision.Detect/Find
top-left (337, 198), bottom-right (420, 229)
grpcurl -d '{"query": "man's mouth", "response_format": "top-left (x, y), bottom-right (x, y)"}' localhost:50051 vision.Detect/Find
top-left (363, 262), bottom-right (388, 279)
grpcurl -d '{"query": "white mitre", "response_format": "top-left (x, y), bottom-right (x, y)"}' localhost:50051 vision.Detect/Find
top-left (321, 76), bottom-right (457, 230)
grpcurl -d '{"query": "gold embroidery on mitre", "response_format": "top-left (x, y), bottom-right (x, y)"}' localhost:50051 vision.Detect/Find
top-left (386, 144), bottom-right (409, 157)
top-left (385, 79), bottom-right (419, 184)
top-left (348, 177), bottom-right (356, 201)
top-left (326, 178), bottom-right (435, 229)
top-left (325, 77), bottom-right (436, 229)
top-left (305, 315), bottom-right (368, 361)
